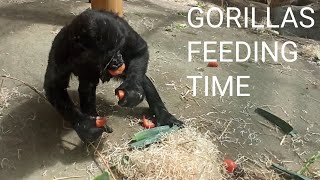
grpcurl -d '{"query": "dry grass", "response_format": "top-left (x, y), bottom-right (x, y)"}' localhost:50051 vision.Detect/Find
top-left (233, 154), bottom-right (282, 180)
top-left (101, 126), bottom-right (225, 180)
top-left (0, 87), bottom-right (20, 116)
top-left (96, 124), bottom-right (285, 180)
top-left (300, 44), bottom-right (320, 61)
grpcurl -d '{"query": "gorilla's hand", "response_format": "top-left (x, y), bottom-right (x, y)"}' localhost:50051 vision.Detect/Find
top-left (72, 115), bottom-right (111, 142)
top-left (156, 109), bottom-right (184, 127)
top-left (116, 81), bottom-right (145, 108)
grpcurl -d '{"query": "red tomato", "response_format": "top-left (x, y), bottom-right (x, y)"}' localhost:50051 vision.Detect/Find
top-left (207, 62), bottom-right (219, 67)
top-left (224, 159), bottom-right (237, 173)
top-left (96, 117), bottom-right (107, 128)
top-left (142, 116), bottom-right (155, 129)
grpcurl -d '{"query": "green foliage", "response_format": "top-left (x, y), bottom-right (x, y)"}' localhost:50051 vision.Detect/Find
top-left (93, 171), bottom-right (110, 180)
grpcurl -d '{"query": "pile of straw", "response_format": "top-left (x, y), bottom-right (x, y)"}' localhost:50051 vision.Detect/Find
top-left (102, 126), bottom-right (224, 179)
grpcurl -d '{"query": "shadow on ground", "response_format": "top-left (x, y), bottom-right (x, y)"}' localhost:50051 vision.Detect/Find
top-left (0, 90), bottom-right (148, 179)
top-left (0, 0), bottom-right (187, 179)
top-left (0, 0), bottom-right (76, 26)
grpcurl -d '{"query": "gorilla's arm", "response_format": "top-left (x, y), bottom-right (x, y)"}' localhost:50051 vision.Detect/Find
top-left (116, 48), bottom-right (149, 107)
top-left (43, 60), bottom-right (81, 121)
top-left (43, 28), bottom-right (107, 142)
top-left (115, 31), bottom-right (183, 126)
top-left (44, 60), bottom-right (106, 142)
top-left (142, 75), bottom-right (183, 126)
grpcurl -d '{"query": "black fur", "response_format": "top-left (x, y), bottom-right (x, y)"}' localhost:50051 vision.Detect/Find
top-left (44, 9), bottom-right (183, 142)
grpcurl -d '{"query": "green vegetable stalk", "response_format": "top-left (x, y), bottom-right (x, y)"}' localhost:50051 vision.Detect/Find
top-left (130, 126), bottom-right (179, 149)
top-left (298, 151), bottom-right (320, 175)
top-left (133, 125), bottom-right (171, 141)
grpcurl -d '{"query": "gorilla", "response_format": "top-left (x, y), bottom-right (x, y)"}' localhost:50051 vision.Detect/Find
top-left (43, 9), bottom-right (183, 142)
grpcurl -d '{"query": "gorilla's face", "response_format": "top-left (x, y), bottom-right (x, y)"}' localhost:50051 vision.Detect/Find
top-left (100, 50), bottom-right (125, 82)
top-left (108, 50), bottom-right (124, 70)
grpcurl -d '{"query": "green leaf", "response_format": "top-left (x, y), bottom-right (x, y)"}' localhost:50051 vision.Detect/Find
top-left (130, 126), bottom-right (180, 149)
top-left (93, 171), bottom-right (110, 180)
top-left (175, 23), bottom-right (187, 30)
top-left (130, 133), bottom-right (162, 149)
top-left (133, 126), bottom-right (171, 141)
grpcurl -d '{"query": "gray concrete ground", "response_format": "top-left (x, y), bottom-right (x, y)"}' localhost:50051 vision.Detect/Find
top-left (0, 0), bottom-right (319, 179)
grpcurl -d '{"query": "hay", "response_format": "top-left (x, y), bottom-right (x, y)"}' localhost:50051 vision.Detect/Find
top-left (102, 126), bottom-right (224, 180)
top-left (0, 87), bottom-right (20, 116)
top-left (300, 44), bottom-right (320, 61)
top-left (234, 154), bottom-right (282, 180)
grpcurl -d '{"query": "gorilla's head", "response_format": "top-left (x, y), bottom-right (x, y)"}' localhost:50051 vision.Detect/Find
top-left (108, 50), bottom-right (124, 70)
top-left (100, 50), bottom-right (125, 82)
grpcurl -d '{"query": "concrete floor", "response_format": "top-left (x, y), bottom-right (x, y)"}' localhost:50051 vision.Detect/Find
top-left (0, 0), bottom-right (319, 179)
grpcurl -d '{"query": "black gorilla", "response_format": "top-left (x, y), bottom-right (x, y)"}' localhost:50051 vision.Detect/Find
top-left (44, 9), bottom-right (183, 142)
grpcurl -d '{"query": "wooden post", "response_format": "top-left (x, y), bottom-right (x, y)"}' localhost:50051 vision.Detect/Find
top-left (268, 0), bottom-right (292, 7)
top-left (91, 0), bottom-right (123, 17)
